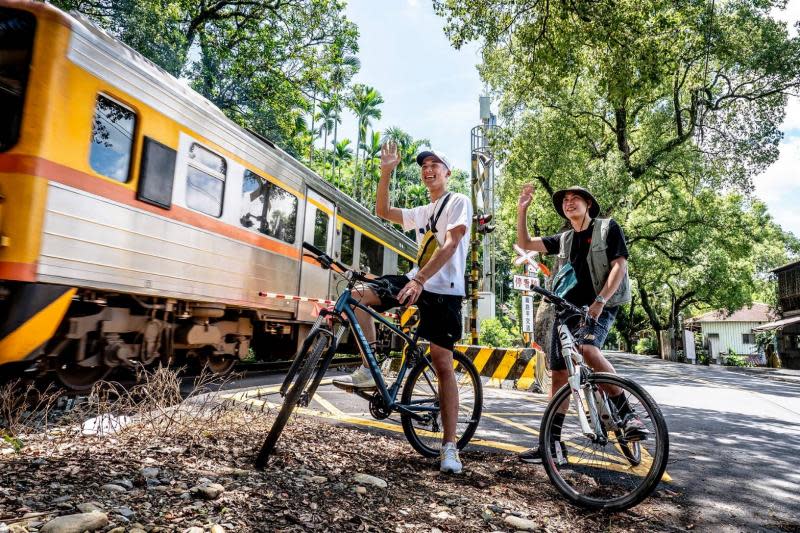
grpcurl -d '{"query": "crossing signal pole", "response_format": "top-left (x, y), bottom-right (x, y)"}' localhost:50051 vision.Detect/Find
top-left (469, 96), bottom-right (497, 345)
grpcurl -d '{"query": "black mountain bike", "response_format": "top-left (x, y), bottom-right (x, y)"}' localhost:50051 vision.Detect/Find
top-left (529, 283), bottom-right (670, 511)
top-left (255, 242), bottom-right (483, 469)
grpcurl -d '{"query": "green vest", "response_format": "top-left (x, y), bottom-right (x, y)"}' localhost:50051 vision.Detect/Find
top-left (557, 218), bottom-right (631, 308)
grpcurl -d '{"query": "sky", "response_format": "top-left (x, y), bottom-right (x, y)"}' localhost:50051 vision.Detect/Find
top-left (340, 0), bottom-right (799, 236)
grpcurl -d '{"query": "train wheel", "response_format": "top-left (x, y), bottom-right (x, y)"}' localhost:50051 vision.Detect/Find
top-left (54, 337), bottom-right (111, 391)
top-left (201, 351), bottom-right (236, 375)
top-left (56, 359), bottom-right (111, 391)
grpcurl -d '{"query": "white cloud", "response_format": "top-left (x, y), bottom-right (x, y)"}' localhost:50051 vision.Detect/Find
top-left (772, 0), bottom-right (800, 36)
top-left (754, 133), bottom-right (800, 235)
top-left (781, 96), bottom-right (800, 133)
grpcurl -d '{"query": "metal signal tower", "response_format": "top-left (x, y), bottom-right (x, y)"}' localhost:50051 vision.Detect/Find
top-left (468, 96), bottom-right (497, 345)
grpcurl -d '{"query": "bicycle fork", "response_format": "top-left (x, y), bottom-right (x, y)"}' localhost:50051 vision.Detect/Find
top-left (559, 325), bottom-right (604, 441)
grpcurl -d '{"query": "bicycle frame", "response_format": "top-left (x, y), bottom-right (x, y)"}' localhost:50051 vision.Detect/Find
top-left (322, 285), bottom-right (439, 423)
top-left (556, 318), bottom-right (610, 442)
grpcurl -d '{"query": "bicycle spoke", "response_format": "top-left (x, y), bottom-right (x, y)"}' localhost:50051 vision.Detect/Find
top-left (541, 375), bottom-right (668, 510)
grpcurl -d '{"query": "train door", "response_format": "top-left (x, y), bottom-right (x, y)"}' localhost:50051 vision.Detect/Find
top-left (297, 189), bottom-right (334, 320)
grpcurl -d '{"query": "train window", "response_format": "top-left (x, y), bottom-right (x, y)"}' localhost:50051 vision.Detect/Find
top-left (397, 255), bottom-right (413, 275)
top-left (341, 225), bottom-right (355, 265)
top-left (313, 209), bottom-right (329, 250)
top-left (186, 143), bottom-right (226, 217)
top-left (360, 235), bottom-right (384, 275)
top-left (0, 8), bottom-right (35, 152)
top-left (240, 170), bottom-right (298, 243)
top-left (137, 137), bottom-right (176, 209)
top-left (89, 95), bottom-right (136, 182)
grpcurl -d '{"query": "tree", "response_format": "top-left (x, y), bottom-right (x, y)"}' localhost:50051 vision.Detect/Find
top-left (332, 139), bottom-right (354, 192)
top-left (347, 84), bottom-right (384, 201)
top-left (435, 0), bottom-right (800, 353)
top-left (435, 0), bottom-right (800, 191)
top-left (55, 0), bottom-right (360, 157)
top-left (359, 130), bottom-right (382, 209)
top-left (317, 100), bottom-right (340, 180)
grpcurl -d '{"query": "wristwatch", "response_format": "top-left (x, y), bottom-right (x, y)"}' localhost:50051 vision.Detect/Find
top-left (594, 294), bottom-right (607, 305)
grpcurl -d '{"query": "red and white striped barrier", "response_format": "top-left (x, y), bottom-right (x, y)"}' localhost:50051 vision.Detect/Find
top-left (258, 291), bottom-right (399, 320)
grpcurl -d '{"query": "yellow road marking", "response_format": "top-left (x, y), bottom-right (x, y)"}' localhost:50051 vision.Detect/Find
top-left (311, 393), bottom-right (344, 416)
top-left (224, 382), bottom-right (672, 482)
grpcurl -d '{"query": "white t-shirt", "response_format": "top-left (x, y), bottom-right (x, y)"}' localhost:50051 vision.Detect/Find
top-left (400, 192), bottom-right (472, 296)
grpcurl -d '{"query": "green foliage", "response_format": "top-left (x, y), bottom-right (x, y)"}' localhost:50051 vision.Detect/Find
top-left (1, 431), bottom-right (23, 453)
top-left (479, 318), bottom-right (518, 348)
top-left (755, 331), bottom-right (776, 352)
top-left (435, 0), bottom-right (800, 341)
top-left (634, 336), bottom-right (658, 356)
top-left (723, 348), bottom-right (753, 367)
top-left (53, 0), bottom-right (360, 157)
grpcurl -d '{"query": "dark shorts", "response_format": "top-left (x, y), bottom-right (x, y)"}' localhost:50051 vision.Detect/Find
top-left (549, 306), bottom-right (618, 371)
top-left (367, 274), bottom-right (463, 351)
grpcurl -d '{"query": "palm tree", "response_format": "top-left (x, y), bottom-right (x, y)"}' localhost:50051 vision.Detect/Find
top-left (329, 55), bottom-right (360, 182)
top-left (317, 100), bottom-right (339, 180)
top-left (332, 139), bottom-right (353, 192)
top-left (359, 130), bottom-right (382, 208)
top-left (347, 84), bottom-right (383, 202)
top-left (381, 127), bottom-right (430, 205)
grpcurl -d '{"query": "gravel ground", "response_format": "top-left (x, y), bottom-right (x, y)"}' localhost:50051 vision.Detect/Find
top-left (0, 407), bottom-right (691, 533)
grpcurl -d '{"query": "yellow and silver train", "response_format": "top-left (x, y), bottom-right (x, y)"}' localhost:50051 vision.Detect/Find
top-left (0, 1), bottom-right (416, 389)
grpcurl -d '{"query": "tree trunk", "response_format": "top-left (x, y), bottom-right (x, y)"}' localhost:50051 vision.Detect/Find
top-left (638, 287), bottom-right (663, 354)
top-left (308, 91), bottom-right (317, 164)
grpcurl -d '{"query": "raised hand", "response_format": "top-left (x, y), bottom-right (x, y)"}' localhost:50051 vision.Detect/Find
top-left (380, 141), bottom-right (401, 173)
top-left (518, 183), bottom-right (535, 210)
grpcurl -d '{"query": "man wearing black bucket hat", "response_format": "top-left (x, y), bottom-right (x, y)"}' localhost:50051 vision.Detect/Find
top-left (515, 183), bottom-right (647, 463)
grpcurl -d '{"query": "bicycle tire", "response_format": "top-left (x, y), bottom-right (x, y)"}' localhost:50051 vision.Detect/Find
top-left (539, 373), bottom-right (669, 511)
top-left (280, 324), bottom-right (323, 396)
top-left (255, 330), bottom-right (330, 469)
top-left (400, 350), bottom-right (483, 458)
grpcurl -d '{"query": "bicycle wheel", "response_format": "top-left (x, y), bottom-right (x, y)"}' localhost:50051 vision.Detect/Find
top-left (539, 373), bottom-right (668, 511)
top-left (255, 329), bottom-right (331, 469)
top-left (400, 350), bottom-right (483, 458)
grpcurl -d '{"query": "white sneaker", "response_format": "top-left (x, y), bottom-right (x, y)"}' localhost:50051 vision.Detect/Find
top-left (332, 366), bottom-right (376, 389)
top-left (439, 442), bottom-right (462, 474)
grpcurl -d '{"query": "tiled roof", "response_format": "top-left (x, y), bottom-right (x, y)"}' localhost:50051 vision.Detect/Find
top-left (688, 303), bottom-right (776, 323)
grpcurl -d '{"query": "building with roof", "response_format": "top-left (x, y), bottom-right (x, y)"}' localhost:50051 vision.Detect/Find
top-left (687, 303), bottom-right (775, 364)
top-left (753, 260), bottom-right (800, 369)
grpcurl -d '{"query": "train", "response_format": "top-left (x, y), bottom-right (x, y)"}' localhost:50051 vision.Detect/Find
top-left (0, 1), bottom-right (417, 389)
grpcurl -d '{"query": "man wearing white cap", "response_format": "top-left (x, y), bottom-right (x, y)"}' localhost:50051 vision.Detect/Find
top-left (332, 142), bottom-right (472, 474)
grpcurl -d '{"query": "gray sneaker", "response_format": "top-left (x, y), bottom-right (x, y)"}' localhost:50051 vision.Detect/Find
top-left (440, 442), bottom-right (462, 474)
top-left (332, 366), bottom-right (376, 390)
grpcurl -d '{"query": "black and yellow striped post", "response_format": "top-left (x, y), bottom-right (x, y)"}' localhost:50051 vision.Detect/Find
top-left (0, 284), bottom-right (76, 366)
top-left (412, 341), bottom-right (543, 390)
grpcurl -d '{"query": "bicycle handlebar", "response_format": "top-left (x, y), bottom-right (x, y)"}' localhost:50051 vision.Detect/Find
top-left (527, 283), bottom-right (598, 326)
top-left (301, 242), bottom-right (372, 284)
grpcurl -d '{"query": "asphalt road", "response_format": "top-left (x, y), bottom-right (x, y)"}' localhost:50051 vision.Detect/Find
top-left (608, 353), bottom-right (800, 531)
top-left (222, 353), bottom-right (800, 531)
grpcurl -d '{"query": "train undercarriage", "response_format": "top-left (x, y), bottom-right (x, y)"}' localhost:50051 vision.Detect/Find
top-left (0, 283), bottom-right (400, 391)
top-left (1, 283), bottom-right (296, 390)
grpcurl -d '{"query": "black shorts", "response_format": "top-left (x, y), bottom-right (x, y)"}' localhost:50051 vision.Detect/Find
top-left (366, 274), bottom-right (463, 351)
top-left (549, 306), bottom-right (618, 371)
